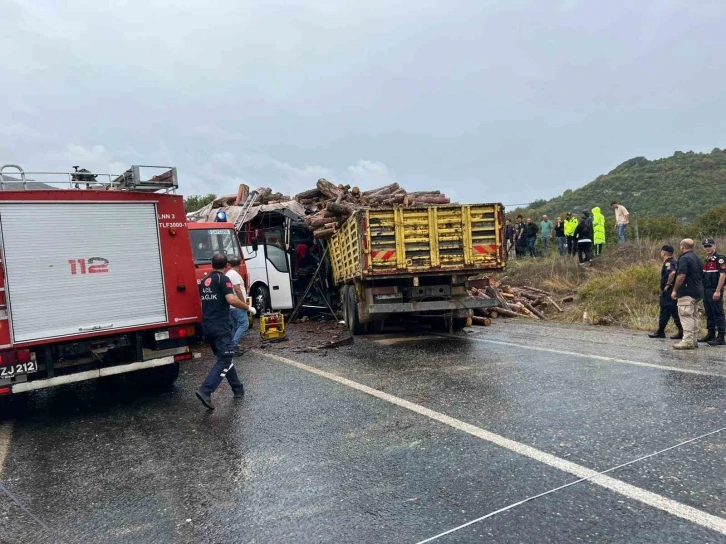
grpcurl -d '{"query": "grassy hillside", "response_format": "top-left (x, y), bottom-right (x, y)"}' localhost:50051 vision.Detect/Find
top-left (514, 148), bottom-right (726, 220)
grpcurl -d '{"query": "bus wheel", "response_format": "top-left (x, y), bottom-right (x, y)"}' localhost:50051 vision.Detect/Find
top-left (251, 285), bottom-right (271, 315)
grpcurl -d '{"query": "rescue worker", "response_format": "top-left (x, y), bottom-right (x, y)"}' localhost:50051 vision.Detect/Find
top-left (564, 212), bottom-right (578, 256)
top-left (524, 218), bottom-right (539, 257)
top-left (574, 210), bottom-right (593, 265)
top-left (648, 245), bottom-right (682, 339)
top-left (592, 206), bottom-right (606, 255)
top-left (699, 238), bottom-right (726, 346)
top-left (196, 253), bottom-right (251, 410)
top-left (671, 239), bottom-right (704, 350)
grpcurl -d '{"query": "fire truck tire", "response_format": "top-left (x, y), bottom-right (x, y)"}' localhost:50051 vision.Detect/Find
top-left (251, 285), bottom-right (271, 315)
top-left (345, 286), bottom-right (365, 335)
top-left (150, 362), bottom-right (180, 387)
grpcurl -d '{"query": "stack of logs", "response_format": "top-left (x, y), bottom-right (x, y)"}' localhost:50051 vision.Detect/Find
top-left (469, 284), bottom-right (570, 326)
top-left (297, 178), bottom-right (450, 240)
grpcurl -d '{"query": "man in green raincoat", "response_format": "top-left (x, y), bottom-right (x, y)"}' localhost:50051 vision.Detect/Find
top-left (592, 206), bottom-right (606, 255)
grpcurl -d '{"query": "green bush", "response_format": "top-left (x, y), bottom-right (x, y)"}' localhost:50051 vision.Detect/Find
top-left (579, 264), bottom-right (661, 323)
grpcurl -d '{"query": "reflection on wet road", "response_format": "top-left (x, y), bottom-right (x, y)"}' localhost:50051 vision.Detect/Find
top-left (1, 321), bottom-right (725, 543)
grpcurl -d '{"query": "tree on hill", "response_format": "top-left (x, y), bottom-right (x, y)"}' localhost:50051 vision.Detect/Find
top-left (513, 149), bottom-right (726, 220)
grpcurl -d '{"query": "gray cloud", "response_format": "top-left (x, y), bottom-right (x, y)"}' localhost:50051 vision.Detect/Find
top-left (2, 0), bottom-right (725, 206)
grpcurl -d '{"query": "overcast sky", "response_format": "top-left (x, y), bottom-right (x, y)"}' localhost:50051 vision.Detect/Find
top-left (2, 0), bottom-right (725, 206)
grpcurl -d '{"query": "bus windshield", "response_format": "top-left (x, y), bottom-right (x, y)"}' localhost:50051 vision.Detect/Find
top-left (189, 228), bottom-right (241, 264)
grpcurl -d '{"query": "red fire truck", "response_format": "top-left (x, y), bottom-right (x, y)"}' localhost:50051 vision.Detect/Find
top-left (188, 221), bottom-right (246, 285)
top-left (0, 164), bottom-right (201, 398)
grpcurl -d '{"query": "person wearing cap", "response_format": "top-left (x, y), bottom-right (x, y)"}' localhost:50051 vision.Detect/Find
top-left (648, 245), bottom-right (682, 340)
top-left (699, 238), bottom-right (726, 346)
top-left (671, 239), bottom-right (704, 350)
top-left (563, 212), bottom-right (579, 257)
top-left (574, 210), bottom-right (593, 265)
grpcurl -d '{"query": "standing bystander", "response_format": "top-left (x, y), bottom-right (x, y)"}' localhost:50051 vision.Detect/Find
top-left (524, 218), bottom-right (539, 258)
top-left (610, 201), bottom-right (629, 244)
top-left (699, 238), bottom-right (726, 346)
top-left (574, 210), bottom-right (593, 265)
top-left (554, 217), bottom-right (566, 256)
top-left (648, 245), bottom-right (682, 339)
top-left (539, 215), bottom-right (554, 256)
top-left (671, 239), bottom-right (704, 350)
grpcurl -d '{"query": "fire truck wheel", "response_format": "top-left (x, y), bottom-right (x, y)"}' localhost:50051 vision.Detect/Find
top-left (251, 285), bottom-right (271, 315)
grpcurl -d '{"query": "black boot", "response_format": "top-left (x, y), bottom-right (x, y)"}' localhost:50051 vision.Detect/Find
top-left (708, 333), bottom-right (725, 346)
top-left (698, 331), bottom-right (715, 343)
top-left (670, 329), bottom-right (683, 340)
top-left (648, 330), bottom-right (666, 338)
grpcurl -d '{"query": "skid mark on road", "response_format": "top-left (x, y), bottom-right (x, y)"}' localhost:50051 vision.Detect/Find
top-left (437, 333), bottom-right (726, 377)
top-left (256, 350), bottom-right (726, 538)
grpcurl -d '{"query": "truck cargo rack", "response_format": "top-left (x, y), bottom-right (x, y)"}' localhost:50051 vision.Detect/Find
top-left (0, 164), bottom-right (179, 193)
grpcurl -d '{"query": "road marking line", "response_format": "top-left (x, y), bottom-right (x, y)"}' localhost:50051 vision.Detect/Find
top-left (0, 421), bottom-right (12, 477)
top-left (256, 351), bottom-right (726, 537)
top-left (437, 333), bottom-right (726, 377)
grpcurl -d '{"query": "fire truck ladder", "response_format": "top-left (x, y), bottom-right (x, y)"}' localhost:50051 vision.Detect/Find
top-left (233, 189), bottom-right (259, 231)
top-left (0, 164), bottom-right (179, 193)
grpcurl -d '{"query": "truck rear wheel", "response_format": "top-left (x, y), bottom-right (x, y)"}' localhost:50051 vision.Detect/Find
top-left (344, 286), bottom-right (365, 335)
top-left (367, 319), bottom-right (385, 334)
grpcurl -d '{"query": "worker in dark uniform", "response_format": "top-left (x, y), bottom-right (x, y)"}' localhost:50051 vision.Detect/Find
top-left (196, 253), bottom-right (250, 410)
top-left (648, 244), bottom-right (682, 339)
top-left (699, 238), bottom-right (726, 346)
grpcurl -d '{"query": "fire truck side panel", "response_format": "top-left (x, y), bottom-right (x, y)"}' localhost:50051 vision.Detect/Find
top-left (0, 191), bottom-right (200, 348)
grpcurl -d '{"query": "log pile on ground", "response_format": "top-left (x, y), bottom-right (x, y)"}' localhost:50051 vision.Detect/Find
top-left (468, 281), bottom-right (573, 324)
top-left (296, 179), bottom-right (451, 240)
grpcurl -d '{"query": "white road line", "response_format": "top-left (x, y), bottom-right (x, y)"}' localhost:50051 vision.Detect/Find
top-left (256, 351), bottom-right (726, 537)
top-left (437, 333), bottom-right (726, 377)
top-left (0, 421), bottom-right (13, 477)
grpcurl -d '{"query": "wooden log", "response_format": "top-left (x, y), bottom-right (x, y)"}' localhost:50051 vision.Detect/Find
top-left (295, 188), bottom-right (323, 200)
top-left (472, 316), bottom-right (492, 327)
top-left (381, 194), bottom-right (406, 205)
top-left (351, 187), bottom-right (360, 196)
top-left (234, 183), bottom-right (250, 206)
top-left (298, 198), bottom-right (316, 205)
top-left (492, 306), bottom-right (523, 318)
top-left (561, 295), bottom-right (575, 303)
top-left (408, 190), bottom-right (441, 197)
top-left (547, 296), bottom-right (564, 312)
top-left (326, 200), bottom-right (356, 216)
top-left (489, 310), bottom-right (499, 319)
top-left (313, 227), bottom-right (336, 239)
top-left (502, 292), bottom-right (516, 299)
top-left (486, 286), bottom-right (511, 311)
top-left (521, 300), bottom-right (546, 320)
top-left (307, 216), bottom-right (332, 229)
top-left (361, 182), bottom-right (399, 197)
top-left (316, 178), bottom-right (343, 200)
top-left (404, 195), bottom-right (451, 206)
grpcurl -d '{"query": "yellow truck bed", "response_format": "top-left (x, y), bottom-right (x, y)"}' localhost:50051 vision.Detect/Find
top-left (329, 204), bottom-right (504, 284)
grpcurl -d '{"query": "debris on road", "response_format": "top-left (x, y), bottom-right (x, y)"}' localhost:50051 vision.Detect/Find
top-left (238, 321), bottom-right (353, 356)
top-left (468, 278), bottom-right (577, 324)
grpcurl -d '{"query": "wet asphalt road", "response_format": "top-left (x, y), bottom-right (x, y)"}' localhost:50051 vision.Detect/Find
top-left (1, 321), bottom-right (726, 543)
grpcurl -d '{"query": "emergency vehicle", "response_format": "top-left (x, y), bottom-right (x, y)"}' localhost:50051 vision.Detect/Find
top-left (0, 164), bottom-right (201, 400)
